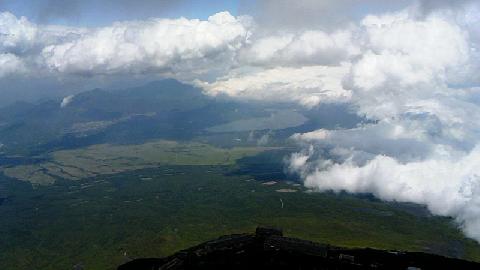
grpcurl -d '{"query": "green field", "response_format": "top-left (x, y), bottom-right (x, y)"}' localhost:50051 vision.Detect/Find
top-left (1, 163), bottom-right (480, 270)
top-left (2, 140), bottom-right (272, 185)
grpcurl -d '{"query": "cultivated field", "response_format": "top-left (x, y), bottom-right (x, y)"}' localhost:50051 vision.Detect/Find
top-left (2, 140), bottom-right (273, 185)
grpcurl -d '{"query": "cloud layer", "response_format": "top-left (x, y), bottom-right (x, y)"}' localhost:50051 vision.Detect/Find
top-left (0, 11), bottom-right (251, 79)
top-left (42, 12), bottom-right (251, 76)
top-left (289, 6), bottom-right (480, 241)
top-left (199, 65), bottom-right (351, 107)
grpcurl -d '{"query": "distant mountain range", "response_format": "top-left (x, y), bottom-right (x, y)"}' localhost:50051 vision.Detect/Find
top-left (0, 79), bottom-right (360, 157)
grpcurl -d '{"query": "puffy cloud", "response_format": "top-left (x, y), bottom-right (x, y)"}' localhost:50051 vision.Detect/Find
top-left (199, 65), bottom-right (351, 107)
top-left (0, 53), bottom-right (24, 77)
top-left (358, 11), bottom-right (468, 81)
top-left (40, 12), bottom-right (251, 77)
top-left (197, 26), bottom-right (361, 106)
top-left (293, 147), bottom-right (480, 240)
top-left (60, 94), bottom-right (75, 108)
top-left (0, 11), bottom-right (86, 80)
top-left (0, 12), bottom-right (84, 54)
top-left (346, 10), bottom-right (471, 120)
top-left (240, 29), bottom-right (360, 67)
top-left (0, 11), bottom-right (251, 79)
top-left (0, 12), bottom-right (37, 53)
top-left (290, 6), bottom-right (480, 241)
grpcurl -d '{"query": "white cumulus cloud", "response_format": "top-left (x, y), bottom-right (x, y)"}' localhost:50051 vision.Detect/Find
top-left (0, 11), bottom-right (251, 80)
top-left (0, 53), bottom-right (24, 77)
top-left (40, 12), bottom-right (251, 77)
top-left (239, 29), bottom-right (360, 67)
top-left (290, 6), bottom-right (480, 241)
top-left (199, 65), bottom-right (351, 107)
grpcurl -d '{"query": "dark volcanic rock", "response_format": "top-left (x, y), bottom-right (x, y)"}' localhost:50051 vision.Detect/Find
top-left (118, 227), bottom-right (480, 270)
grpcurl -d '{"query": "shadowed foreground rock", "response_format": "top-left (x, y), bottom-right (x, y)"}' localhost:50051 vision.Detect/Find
top-left (118, 227), bottom-right (480, 270)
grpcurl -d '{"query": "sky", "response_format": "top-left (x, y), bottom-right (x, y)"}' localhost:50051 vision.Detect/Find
top-left (0, 0), bottom-right (240, 26)
top-left (2, 0), bottom-right (480, 242)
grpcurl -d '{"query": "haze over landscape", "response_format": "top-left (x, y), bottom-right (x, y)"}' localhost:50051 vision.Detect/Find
top-left (1, 0), bottom-right (480, 269)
